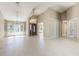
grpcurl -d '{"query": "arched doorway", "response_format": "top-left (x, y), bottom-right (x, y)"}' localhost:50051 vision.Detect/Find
top-left (29, 15), bottom-right (38, 36)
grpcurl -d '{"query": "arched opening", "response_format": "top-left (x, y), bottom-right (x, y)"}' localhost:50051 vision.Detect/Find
top-left (28, 15), bottom-right (38, 36)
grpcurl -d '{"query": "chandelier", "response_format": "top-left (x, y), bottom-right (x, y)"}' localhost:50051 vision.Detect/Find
top-left (16, 2), bottom-right (20, 21)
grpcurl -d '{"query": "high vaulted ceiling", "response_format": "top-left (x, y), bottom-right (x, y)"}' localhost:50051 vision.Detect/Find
top-left (0, 2), bottom-right (77, 21)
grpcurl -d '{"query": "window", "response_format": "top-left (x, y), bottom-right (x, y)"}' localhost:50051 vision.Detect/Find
top-left (7, 22), bottom-right (25, 35)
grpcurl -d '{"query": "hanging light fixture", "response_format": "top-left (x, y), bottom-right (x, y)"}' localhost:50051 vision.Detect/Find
top-left (16, 2), bottom-right (20, 21)
top-left (29, 7), bottom-right (38, 24)
top-left (30, 7), bottom-right (38, 20)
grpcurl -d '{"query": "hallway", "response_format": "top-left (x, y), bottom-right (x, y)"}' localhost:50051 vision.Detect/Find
top-left (0, 36), bottom-right (79, 56)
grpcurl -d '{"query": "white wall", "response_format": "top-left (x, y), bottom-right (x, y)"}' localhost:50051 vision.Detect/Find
top-left (0, 12), bottom-right (4, 39)
top-left (66, 3), bottom-right (79, 40)
top-left (26, 20), bottom-right (29, 36)
top-left (38, 8), bottom-right (59, 39)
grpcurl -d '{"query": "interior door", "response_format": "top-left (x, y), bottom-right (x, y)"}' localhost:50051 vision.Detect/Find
top-left (32, 24), bottom-right (37, 35)
top-left (29, 23), bottom-right (37, 36)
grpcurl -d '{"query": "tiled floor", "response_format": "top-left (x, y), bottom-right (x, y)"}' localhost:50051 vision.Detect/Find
top-left (0, 35), bottom-right (79, 56)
